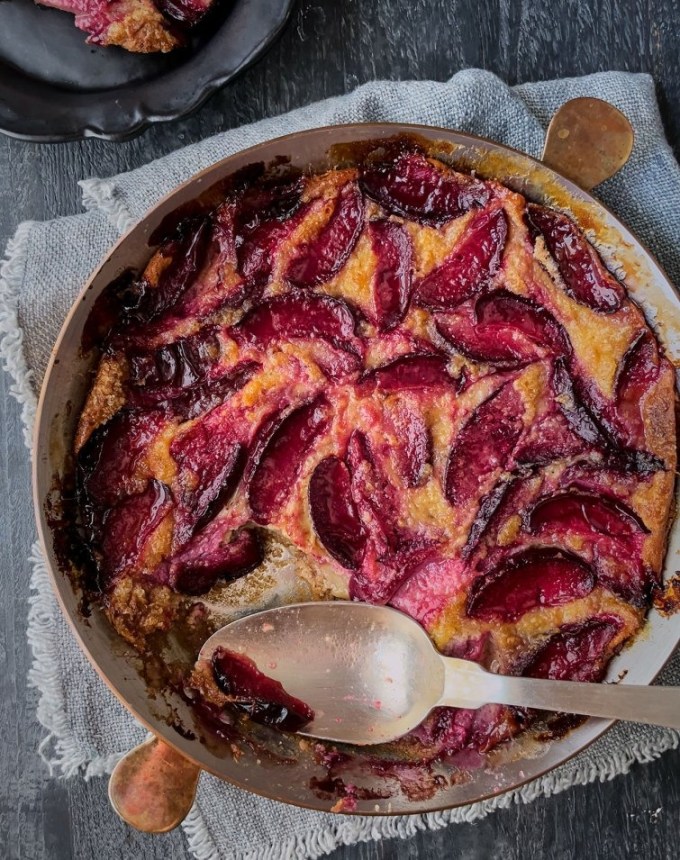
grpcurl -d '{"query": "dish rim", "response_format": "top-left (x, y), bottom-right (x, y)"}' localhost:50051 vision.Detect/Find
top-left (31, 121), bottom-right (680, 815)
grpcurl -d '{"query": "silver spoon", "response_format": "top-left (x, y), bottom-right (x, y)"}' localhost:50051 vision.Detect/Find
top-left (199, 601), bottom-right (680, 746)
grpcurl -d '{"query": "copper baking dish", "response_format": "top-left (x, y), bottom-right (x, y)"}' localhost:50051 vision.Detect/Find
top-left (32, 122), bottom-right (680, 817)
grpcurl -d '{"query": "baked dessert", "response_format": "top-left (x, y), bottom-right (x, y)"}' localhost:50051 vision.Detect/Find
top-left (74, 141), bottom-right (676, 764)
top-left (37, 0), bottom-right (215, 53)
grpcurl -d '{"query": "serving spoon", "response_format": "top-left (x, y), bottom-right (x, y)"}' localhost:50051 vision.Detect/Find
top-left (111, 599), bottom-right (680, 831)
top-left (197, 601), bottom-right (680, 745)
top-left (108, 96), bottom-right (637, 832)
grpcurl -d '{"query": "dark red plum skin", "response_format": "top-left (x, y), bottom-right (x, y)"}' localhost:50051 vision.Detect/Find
top-left (467, 548), bottom-right (595, 622)
top-left (522, 617), bottom-right (623, 681)
top-left (527, 491), bottom-right (649, 541)
top-left (233, 292), bottom-right (362, 359)
top-left (155, 0), bottom-right (210, 25)
top-left (462, 476), bottom-right (517, 559)
top-left (132, 218), bottom-right (212, 323)
top-left (369, 219), bottom-right (414, 331)
top-left (361, 151), bottom-right (490, 224)
top-left (551, 358), bottom-right (606, 448)
top-left (360, 354), bottom-right (453, 392)
top-left (528, 203), bottom-right (625, 312)
top-left (414, 208), bottom-right (508, 310)
top-left (169, 527), bottom-right (263, 595)
top-left (345, 431), bottom-right (438, 603)
top-left (436, 311), bottom-right (537, 367)
top-left (553, 355), bottom-right (665, 475)
top-left (212, 647), bottom-right (314, 732)
top-left (165, 361), bottom-right (260, 422)
top-left (437, 290), bottom-right (570, 367)
top-left (237, 204), bottom-right (311, 287)
top-left (445, 381), bottom-right (525, 508)
top-left (77, 409), bottom-right (167, 508)
top-left (391, 403), bottom-right (432, 488)
top-left (285, 183), bottom-right (365, 287)
top-left (100, 480), bottom-right (172, 579)
top-left (128, 326), bottom-right (219, 397)
top-left (248, 396), bottom-right (330, 524)
top-left (309, 456), bottom-right (366, 570)
top-left (170, 416), bottom-right (246, 545)
top-left (608, 330), bottom-right (661, 448)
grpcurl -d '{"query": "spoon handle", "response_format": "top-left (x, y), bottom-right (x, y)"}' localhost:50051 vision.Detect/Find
top-left (441, 660), bottom-right (680, 729)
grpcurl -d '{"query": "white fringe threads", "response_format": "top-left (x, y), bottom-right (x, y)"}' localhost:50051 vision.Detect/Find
top-left (0, 220), bottom-right (37, 449)
top-left (79, 179), bottom-right (135, 234)
top-left (2, 212), bottom-right (679, 860)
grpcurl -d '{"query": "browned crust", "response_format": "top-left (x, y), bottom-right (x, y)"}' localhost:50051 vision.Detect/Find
top-left (100, 2), bottom-right (181, 53)
top-left (74, 355), bottom-right (127, 453)
top-left (638, 365), bottom-right (678, 574)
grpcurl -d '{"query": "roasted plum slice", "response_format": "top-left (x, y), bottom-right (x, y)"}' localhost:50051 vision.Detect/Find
top-left (438, 290), bottom-right (570, 366)
top-left (476, 291), bottom-right (568, 349)
top-left (164, 360), bottom-right (260, 422)
top-left (168, 527), bottom-right (263, 595)
top-left (369, 219), bottom-right (414, 330)
top-left (155, 0), bottom-right (211, 25)
top-left (170, 417), bottom-right (246, 544)
top-left (445, 381), bottom-right (525, 508)
top-left (551, 358), bottom-right (606, 448)
top-left (212, 647), bottom-right (314, 732)
top-left (129, 218), bottom-right (212, 323)
top-left (414, 208), bottom-right (508, 309)
top-left (522, 616), bottom-right (623, 682)
top-left (360, 353), bottom-right (453, 392)
top-left (390, 402), bottom-right (432, 488)
top-left (513, 409), bottom-right (594, 466)
top-left (100, 480), bottom-right (172, 579)
top-left (233, 292), bottom-right (363, 360)
top-left (237, 203), bottom-right (312, 286)
top-left (608, 330), bottom-right (661, 448)
top-left (249, 396), bottom-right (331, 524)
top-left (436, 311), bottom-right (530, 367)
top-left (527, 491), bottom-right (648, 542)
top-left (125, 206), bottom-right (247, 337)
top-left (78, 409), bottom-right (167, 507)
top-left (360, 150), bottom-right (490, 224)
top-left (232, 176), bottom-right (306, 286)
top-left (462, 476), bottom-right (518, 558)
top-left (528, 203), bottom-right (624, 312)
top-left (526, 490), bottom-right (651, 605)
top-left (286, 183), bottom-right (365, 287)
top-left (345, 431), bottom-right (436, 602)
top-left (127, 327), bottom-right (220, 399)
top-left (553, 356), bottom-right (664, 475)
top-left (467, 548), bottom-right (595, 622)
top-left (309, 456), bottom-right (367, 569)
top-left (346, 430), bottom-right (398, 559)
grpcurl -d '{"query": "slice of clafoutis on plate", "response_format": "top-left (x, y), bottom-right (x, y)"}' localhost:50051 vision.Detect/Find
top-left (36, 0), bottom-right (215, 53)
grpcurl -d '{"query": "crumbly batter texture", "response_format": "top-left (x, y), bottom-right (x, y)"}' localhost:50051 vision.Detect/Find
top-left (74, 144), bottom-right (676, 761)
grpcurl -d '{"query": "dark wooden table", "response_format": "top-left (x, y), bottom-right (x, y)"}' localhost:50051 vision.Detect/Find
top-left (2, 1), bottom-right (680, 857)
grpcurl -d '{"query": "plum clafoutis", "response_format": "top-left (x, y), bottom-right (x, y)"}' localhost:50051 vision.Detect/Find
top-left (75, 142), bottom-right (676, 762)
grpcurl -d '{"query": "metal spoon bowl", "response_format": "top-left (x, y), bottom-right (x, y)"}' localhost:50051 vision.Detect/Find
top-left (199, 602), bottom-right (680, 746)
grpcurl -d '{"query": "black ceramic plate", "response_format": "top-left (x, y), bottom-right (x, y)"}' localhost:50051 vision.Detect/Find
top-left (0, 0), bottom-right (294, 142)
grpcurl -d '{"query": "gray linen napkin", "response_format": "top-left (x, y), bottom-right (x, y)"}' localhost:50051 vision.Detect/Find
top-left (2, 69), bottom-right (679, 860)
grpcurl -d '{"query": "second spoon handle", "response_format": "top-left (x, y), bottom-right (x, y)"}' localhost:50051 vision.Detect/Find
top-left (441, 659), bottom-right (680, 730)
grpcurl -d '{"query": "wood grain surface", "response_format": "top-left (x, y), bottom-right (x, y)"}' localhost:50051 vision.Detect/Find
top-left (1, 0), bottom-right (680, 857)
